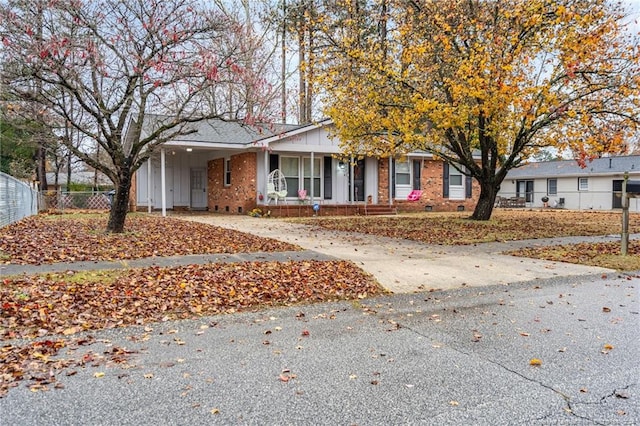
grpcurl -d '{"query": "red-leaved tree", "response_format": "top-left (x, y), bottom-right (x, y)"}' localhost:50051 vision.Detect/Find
top-left (0, 0), bottom-right (271, 232)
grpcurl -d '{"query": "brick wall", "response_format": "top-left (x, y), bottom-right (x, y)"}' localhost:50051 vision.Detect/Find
top-left (207, 152), bottom-right (258, 214)
top-left (377, 159), bottom-right (391, 204)
top-left (379, 158), bottom-right (480, 213)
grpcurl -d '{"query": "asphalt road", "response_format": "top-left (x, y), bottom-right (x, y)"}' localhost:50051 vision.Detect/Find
top-left (2, 273), bottom-right (638, 425)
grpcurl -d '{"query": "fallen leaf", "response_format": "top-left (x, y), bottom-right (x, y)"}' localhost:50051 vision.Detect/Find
top-left (529, 358), bottom-right (542, 366)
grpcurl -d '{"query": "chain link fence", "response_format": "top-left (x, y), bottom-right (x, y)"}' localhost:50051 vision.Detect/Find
top-left (0, 172), bottom-right (39, 228)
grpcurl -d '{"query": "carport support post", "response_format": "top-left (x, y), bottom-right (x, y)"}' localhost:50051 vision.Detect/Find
top-left (160, 148), bottom-right (166, 217)
top-left (622, 171), bottom-right (629, 256)
top-left (147, 159), bottom-right (152, 213)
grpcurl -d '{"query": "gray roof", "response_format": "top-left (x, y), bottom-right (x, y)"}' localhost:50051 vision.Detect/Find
top-left (140, 115), bottom-right (301, 146)
top-left (46, 171), bottom-right (112, 186)
top-left (506, 155), bottom-right (640, 179)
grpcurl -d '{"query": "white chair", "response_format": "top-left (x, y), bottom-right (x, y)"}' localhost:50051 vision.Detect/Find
top-left (266, 169), bottom-right (288, 204)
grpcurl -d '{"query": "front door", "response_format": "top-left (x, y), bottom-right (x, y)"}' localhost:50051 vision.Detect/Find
top-left (153, 167), bottom-right (173, 209)
top-left (190, 168), bottom-right (207, 210)
top-left (349, 159), bottom-right (365, 202)
top-left (517, 180), bottom-right (534, 203)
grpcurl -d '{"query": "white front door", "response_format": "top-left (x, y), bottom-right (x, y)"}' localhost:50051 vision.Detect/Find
top-left (153, 167), bottom-right (173, 209)
top-left (190, 168), bottom-right (207, 210)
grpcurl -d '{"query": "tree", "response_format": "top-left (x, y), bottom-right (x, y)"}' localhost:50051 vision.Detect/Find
top-left (0, 0), bottom-right (269, 232)
top-left (313, 0), bottom-right (640, 220)
top-left (0, 102), bottom-right (58, 181)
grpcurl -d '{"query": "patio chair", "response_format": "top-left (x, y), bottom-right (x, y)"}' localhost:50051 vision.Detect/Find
top-left (267, 169), bottom-right (288, 204)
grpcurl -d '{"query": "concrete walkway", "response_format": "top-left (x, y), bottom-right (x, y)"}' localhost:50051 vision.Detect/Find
top-left (181, 214), bottom-right (619, 293)
top-left (1, 213), bottom-right (625, 294)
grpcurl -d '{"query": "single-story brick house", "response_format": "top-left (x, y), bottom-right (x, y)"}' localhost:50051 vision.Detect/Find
top-left (498, 155), bottom-right (640, 212)
top-left (128, 117), bottom-right (479, 216)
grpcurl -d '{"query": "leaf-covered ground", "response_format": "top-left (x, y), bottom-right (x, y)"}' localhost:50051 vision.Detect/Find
top-left (1, 261), bottom-right (381, 340)
top-left (291, 210), bottom-right (640, 245)
top-left (508, 241), bottom-right (640, 271)
top-left (0, 213), bottom-right (300, 265)
top-left (1, 260), bottom-right (382, 396)
top-left (0, 213), bottom-right (384, 397)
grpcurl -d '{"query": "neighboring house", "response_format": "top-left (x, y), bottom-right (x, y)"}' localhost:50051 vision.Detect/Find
top-left (45, 171), bottom-right (113, 191)
top-left (499, 155), bottom-right (640, 212)
top-left (129, 117), bottom-right (479, 215)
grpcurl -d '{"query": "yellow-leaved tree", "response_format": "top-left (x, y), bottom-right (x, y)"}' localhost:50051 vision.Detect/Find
top-left (313, 0), bottom-right (640, 220)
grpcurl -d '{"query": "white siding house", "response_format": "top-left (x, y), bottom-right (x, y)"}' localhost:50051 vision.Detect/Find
top-left (499, 156), bottom-right (640, 212)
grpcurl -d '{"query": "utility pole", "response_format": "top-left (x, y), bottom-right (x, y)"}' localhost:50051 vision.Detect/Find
top-left (281, 0), bottom-right (287, 123)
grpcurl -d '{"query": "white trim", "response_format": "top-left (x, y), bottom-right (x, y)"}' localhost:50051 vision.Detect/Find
top-left (578, 177), bottom-right (589, 191)
top-left (160, 148), bottom-right (166, 217)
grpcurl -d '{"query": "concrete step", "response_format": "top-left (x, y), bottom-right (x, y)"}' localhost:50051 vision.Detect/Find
top-left (362, 205), bottom-right (397, 216)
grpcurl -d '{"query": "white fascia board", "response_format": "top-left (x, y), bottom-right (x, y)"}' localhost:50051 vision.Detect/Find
top-left (271, 145), bottom-right (343, 154)
top-left (510, 171), bottom-right (640, 180)
top-left (162, 140), bottom-right (253, 150)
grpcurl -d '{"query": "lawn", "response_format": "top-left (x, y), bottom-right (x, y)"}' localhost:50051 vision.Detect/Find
top-left (291, 209), bottom-right (640, 245)
top-left (0, 213), bottom-right (382, 397)
top-left (291, 210), bottom-right (640, 271)
top-left (2, 209), bottom-right (639, 396)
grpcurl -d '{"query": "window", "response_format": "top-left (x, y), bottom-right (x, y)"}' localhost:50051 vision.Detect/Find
top-left (224, 158), bottom-right (231, 186)
top-left (303, 157), bottom-right (321, 197)
top-left (578, 177), bottom-right (588, 191)
top-left (281, 157), bottom-right (299, 197)
top-left (449, 167), bottom-right (464, 200)
top-left (395, 161), bottom-right (411, 185)
top-left (547, 179), bottom-right (557, 196)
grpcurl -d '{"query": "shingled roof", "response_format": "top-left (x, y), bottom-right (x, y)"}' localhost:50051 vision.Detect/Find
top-left (507, 156), bottom-right (640, 179)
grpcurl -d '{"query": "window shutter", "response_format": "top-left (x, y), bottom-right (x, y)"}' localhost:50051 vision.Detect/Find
top-left (269, 154), bottom-right (279, 172)
top-left (443, 163), bottom-right (449, 198)
top-left (323, 156), bottom-right (332, 199)
top-left (465, 175), bottom-right (472, 198)
top-left (391, 159), bottom-right (396, 199)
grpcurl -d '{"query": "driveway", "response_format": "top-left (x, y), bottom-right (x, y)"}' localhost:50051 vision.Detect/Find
top-left (183, 214), bottom-right (617, 293)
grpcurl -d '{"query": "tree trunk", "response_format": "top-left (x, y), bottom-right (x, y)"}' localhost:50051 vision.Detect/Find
top-left (36, 143), bottom-right (48, 190)
top-left (106, 168), bottom-right (133, 233)
top-left (471, 180), bottom-right (498, 221)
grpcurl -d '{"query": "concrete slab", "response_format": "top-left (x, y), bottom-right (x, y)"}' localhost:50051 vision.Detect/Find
top-left (182, 214), bottom-right (615, 293)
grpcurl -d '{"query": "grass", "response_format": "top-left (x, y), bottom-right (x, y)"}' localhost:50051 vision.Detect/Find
top-left (289, 209), bottom-right (640, 245)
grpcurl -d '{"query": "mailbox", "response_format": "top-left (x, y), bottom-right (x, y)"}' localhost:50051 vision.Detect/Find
top-left (626, 180), bottom-right (640, 195)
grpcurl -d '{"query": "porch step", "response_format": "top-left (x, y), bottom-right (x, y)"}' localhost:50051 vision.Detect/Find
top-left (362, 205), bottom-right (397, 216)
